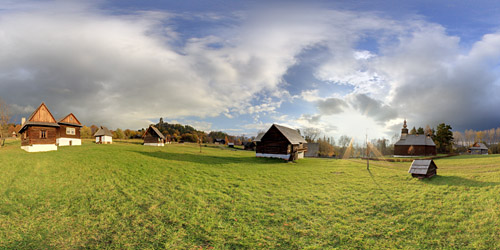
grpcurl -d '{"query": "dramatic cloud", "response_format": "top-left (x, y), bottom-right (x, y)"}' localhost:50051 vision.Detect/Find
top-left (317, 98), bottom-right (348, 115)
top-left (2, 0), bottom-right (500, 137)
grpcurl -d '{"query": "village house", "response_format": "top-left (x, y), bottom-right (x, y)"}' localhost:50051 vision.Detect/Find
top-left (469, 142), bottom-right (488, 155)
top-left (56, 113), bottom-right (82, 146)
top-left (256, 124), bottom-right (307, 161)
top-left (94, 126), bottom-right (113, 144)
top-left (143, 125), bottom-right (165, 146)
top-left (394, 120), bottom-right (436, 157)
top-left (18, 102), bottom-right (59, 152)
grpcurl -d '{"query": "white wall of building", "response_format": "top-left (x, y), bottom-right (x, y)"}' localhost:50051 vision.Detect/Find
top-left (21, 144), bottom-right (57, 152)
top-left (256, 153), bottom-right (290, 160)
top-left (144, 143), bottom-right (165, 147)
top-left (57, 138), bottom-right (82, 146)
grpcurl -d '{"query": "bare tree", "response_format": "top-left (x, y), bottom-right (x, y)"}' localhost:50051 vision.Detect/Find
top-left (453, 131), bottom-right (463, 147)
top-left (301, 127), bottom-right (321, 143)
top-left (488, 128), bottom-right (495, 145)
top-left (0, 98), bottom-right (11, 147)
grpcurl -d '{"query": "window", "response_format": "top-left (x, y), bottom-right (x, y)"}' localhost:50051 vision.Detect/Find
top-left (66, 127), bottom-right (75, 135)
top-left (40, 130), bottom-right (47, 139)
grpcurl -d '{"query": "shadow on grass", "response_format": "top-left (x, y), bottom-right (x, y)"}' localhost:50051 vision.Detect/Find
top-left (423, 175), bottom-right (500, 187)
top-left (130, 150), bottom-right (286, 165)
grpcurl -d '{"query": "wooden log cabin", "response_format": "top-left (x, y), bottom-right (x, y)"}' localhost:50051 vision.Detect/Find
top-left (94, 126), bottom-right (113, 144)
top-left (143, 125), bottom-right (165, 146)
top-left (256, 124), bottom-right (307, 161)
top-left (408, 159), bottom-right (437, 179)
top-left (56, 113), bottom-right (82, 146)
top-left (394, 120), bottom-right (436, 157)
top-left (18, 102), bottom-right (59, 152)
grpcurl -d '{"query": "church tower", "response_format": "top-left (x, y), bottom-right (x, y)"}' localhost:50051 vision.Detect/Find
top-left (401, 119), bottom-right (408, 139)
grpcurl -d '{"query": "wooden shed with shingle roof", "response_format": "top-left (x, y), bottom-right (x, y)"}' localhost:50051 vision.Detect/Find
top-left (94, 126), bottom-right (113, 144)
top-left (143, 125), bottom-right (165, 146)
top-left (469, 142), bottom-right (488, 155)
top-left (19, 102), bottom-right (59, 152)
top-left (408, 159), bottom-right (437, 179)
top-left (256, 124), bottom-right (307, 161)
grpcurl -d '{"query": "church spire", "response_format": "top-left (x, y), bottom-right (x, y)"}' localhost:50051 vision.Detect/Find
top-left (401, 119), bottom-right (409, 138)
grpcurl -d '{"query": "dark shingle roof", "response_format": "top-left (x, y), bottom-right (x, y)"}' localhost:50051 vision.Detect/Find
top-left (408, 159), bottom-right (437, 175)
top-left (148, 126), bottom-right (165, 139)
top-left (94, 126), bottom-right (112, 137)
top-left (273, 124), bottom-right (307, 144)
top-left (395, 134), bottom-right (436, 146)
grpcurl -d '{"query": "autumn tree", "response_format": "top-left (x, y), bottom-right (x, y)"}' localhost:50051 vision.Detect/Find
top-left (114, 128), bottom-right (125, 139)
top-left (410, 126), bottom-right (417, 135)
top-left (80, 126), bottom-right (92, 138)
top-left (0, 98), bottom-right (10, 147)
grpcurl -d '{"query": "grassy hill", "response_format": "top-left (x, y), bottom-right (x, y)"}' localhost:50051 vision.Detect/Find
top-left (1, 140), bottom-right (499, 249)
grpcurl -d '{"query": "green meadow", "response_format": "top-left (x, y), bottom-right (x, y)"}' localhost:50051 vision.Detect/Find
top-left (1, 140), bottom-right (499, 249)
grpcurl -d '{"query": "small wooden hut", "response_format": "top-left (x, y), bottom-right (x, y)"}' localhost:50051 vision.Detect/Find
top-left (408, 159), bottom-right (437, 179)
top-left (94, 126), bottom-right (113, 144)
top-left (56, 113), bottom-right (82, 146)
top-left (256, 124), bottom-right (307, 161)
top-left (469, 142), bottom-right (488, 155)
top-left (143, 126), bottom-right (165, 146)
top-left (18, 102), bottom-right (59, 152)
top-left (243, 141), bottom-right (256, 150)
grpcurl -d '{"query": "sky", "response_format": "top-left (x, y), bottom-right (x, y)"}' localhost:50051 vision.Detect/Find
top-left (2, 0), bottom-right (500, 142)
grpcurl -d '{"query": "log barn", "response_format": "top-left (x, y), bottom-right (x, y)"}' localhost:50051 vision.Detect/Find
top-left (256, 124), bottom-right (307, 161)
top-left (18, 102), bottom-right (59, 152)
top-left (143, 126), bottom-right (165, 146)
top-left (408, 159), bottom-right (437, 179)
top-left (56, 113), bottom-right (82, 146)
top-left (469, 142), bottom-right (488, 155)
top-left (394, 120), bottom-right (436, 157)
top-left (94, 126), bottom-right (113, 144)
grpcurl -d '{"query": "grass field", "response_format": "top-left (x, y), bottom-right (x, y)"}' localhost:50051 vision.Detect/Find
top-left (1, 140), bottom-right (499, 249)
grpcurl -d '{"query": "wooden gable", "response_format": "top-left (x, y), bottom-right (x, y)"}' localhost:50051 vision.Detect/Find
top-left (28, 103), bottom-right (57, 123)
top-left (59, 113), bottom-right (82, 126)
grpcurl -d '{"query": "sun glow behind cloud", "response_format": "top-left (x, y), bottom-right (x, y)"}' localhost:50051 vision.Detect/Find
top-left (2, 0), bottom-right (500, 139)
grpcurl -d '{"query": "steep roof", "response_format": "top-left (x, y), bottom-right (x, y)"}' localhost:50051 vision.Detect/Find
top-left (408, 159), bottom-right (437, 175)
top-left (253, 132), bottom-right (265, 142)
top-left (94, 126), bottom-right (112, 137)
top-left (144, 126), bottom-right (165, 139)
top-left (271, 124), bottom-right (307, 144)
top-left (395, 134), bottom-right (436, 146)
top-left (470, 142), bottom-right (488, 150)
top-left (58, 113), bottom-right (82, 127)
top-left (19, 102), bottom-right (59, 133)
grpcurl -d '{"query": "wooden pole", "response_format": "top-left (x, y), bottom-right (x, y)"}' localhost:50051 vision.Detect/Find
top-left (366, 132), bottom-right (369, 170)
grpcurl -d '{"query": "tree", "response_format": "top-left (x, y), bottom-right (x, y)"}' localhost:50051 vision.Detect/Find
top-left (410, 126), bottom-right (417, 135)
top-left (0, 98), bottom-right (10, 147)
top-left (435, 123), bottom-right (453, 153)
top-left (302, 127), bottom-right (321, 143)
top-left (417, 127), bottom-right (425, 135)
top-left (80, 126), bottom-right (92, 138)
top-left (114, 128), bottom-right (125, 139)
